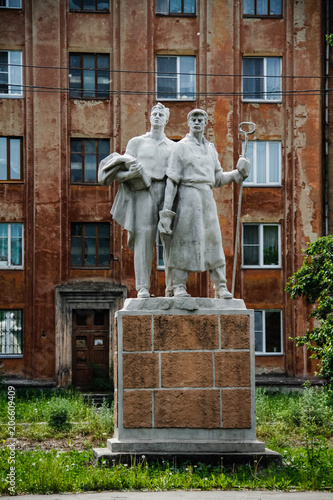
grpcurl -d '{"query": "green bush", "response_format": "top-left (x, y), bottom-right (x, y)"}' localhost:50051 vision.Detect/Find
top-left (47, 402), bottom-right (71, 431)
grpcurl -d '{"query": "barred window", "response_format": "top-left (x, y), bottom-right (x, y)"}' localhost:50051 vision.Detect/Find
top-left (0, 310), bottom-right (23, 356)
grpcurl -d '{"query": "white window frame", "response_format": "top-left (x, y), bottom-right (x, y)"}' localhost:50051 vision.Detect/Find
top-left (156, 230), bottom-right (165, 270)
top-left (254, 309), bottom-right (283, 355)
top-left (242, 223), bottom-right (281, 268)
top-left (244, 141), bottom-right (282, 186)
top-left (0, 50), bottom-right (23, 98)
top-left (0, 223), bottom-right (24, 269)
top-left (156, 55), bottom-right (196, 101)
top-left (242, 56), bottom-right (282, 103)
top-left (0, 309), bottom-right (23, 357)
top-left (0, 0), bottom-right (21, 7)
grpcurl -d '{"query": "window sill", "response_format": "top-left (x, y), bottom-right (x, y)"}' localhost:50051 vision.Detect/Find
top-left (70, 182), bottom-right (100, 186)
top-left (71, 266), bottom-right (111, 270)
top-left (157, 98), bottom-right (196, 102)
top-left (0, 180), bottom-right (24, 184)
top-left (242, 99), bottom-right (282, 104)
top-left (157, 265), bottom-right (165, 270)
top-left (242, 266), bottom-right (282, 270)
top-left (70, 97), bottom-right (110, 101)
top-left (255, 352), bottom-right (284, 356)
top-left (0, 354), bottom-right (23, 358)
top-left (156, 13), bottom-right (196, 17)
top-left (69, 10), bottom-right (110, 13)
top-left (243, 15), bottom-right (282, 19)
top-left (0, 266), bottom-right (24, 270)
top-left (244, 183), bottom-right (282, 188)
top-left (0, 95), bottom-right (23, 99)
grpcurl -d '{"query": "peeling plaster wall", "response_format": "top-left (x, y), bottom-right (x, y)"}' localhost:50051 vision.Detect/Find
top-left (0, 0), bottom-right (324, 382)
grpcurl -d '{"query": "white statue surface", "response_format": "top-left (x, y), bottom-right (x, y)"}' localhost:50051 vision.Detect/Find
top-left (98, 103), bottom-right (173, 298)
top-left (158, 109), bottom-right (251, 299)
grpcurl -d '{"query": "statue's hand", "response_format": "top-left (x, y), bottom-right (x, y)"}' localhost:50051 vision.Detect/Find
top-left (158, 209), bottom-right (176, 235)
top-left (127, 162), bottom-right (144, 179)
top-left (236, 155), bottom-right (251, 181)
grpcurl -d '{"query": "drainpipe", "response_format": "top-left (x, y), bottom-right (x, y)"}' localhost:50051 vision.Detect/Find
top-left (323, 0), bottom-right (330, 236)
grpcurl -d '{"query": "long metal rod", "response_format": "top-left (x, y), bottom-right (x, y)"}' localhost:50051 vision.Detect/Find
top-left (231, 122), bottom-right (256, 297)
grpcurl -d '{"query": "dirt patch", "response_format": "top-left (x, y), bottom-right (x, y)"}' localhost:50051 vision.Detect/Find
top-left (1, 437), bottom-right (103, 451)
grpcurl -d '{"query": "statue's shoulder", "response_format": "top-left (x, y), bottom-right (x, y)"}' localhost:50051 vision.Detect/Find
top-left (208, 141), bottom-right (217, 152)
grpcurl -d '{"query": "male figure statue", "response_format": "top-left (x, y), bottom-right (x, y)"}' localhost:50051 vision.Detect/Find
top-left (99, 103), bottom-right (174, 298)
top-left (158, 109), bottom-right (250, 299)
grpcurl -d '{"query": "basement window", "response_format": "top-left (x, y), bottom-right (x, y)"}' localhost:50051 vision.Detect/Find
top-left (255, 310), bottom-right (283, 355)
top-left (0, 310), bottom-right (23, 357)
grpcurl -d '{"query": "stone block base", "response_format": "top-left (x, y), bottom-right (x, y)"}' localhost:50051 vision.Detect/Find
top-left (97, 298), bottom-right (279, 464)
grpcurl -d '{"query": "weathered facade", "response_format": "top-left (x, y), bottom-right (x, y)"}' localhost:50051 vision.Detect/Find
top-left (0, 0), bottom-right (327, 387)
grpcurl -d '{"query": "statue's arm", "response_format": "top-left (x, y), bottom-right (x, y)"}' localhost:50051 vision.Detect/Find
top-left (215, 155), bottom-right (251, 187)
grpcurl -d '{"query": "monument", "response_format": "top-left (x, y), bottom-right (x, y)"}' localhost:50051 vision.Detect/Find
top-left (94, 108), bottom-right (281, 466)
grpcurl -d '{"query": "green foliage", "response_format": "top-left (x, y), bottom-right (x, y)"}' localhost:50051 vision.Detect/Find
top-left (0, 388), bottom-right (113, 440)
top-left (47, 402), bottom-right (71, 431)
top-left (327, 34), bottom-right (333, 47)
top-left (285, 235), bottom-right (333, 389)
top-left (1, 389), bottom-right (333, 494)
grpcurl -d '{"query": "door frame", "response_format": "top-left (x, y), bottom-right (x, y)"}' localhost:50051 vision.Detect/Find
top-left (55, 281), bottom-right (126, 387)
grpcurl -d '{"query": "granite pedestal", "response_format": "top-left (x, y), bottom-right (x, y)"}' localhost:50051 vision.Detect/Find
top-left (93, 297), bottom-right (281, 466)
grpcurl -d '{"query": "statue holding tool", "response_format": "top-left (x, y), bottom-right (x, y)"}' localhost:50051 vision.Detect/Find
top-left (159, 109), bottom-right (254, 299)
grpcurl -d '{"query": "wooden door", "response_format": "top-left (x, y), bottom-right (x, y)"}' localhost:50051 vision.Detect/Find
top-left (72, 309), bottom-right (109, 389)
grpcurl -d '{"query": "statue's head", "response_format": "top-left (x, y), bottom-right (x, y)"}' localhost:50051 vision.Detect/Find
top-left (150, 102), bottom-right (170, 127)
top-left (187, 109), bottom-right (208, 132)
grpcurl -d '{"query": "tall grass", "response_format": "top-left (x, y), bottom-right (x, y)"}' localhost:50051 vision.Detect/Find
top-left (1, 385), bottom-right (333, 494)
top-left (0, 388), bottom-right (113, 440)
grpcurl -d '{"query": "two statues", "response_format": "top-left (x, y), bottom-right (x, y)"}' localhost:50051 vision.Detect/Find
top-left (99, 104), bottom-right (250, 299)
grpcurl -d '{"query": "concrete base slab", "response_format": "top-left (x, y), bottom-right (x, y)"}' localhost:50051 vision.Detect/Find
top-left (93, 446), bottom-right (281, 468)
top-left (106, 438), bottom-right (266, 454)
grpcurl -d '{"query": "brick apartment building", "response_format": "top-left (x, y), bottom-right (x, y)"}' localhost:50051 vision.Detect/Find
top-left (0, 0), bottom-right (329, 387)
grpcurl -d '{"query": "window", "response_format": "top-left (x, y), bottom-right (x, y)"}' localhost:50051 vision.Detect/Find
top-left (244, 141), bottom-right (281, 185)
top-left (242, 224), bottom-right (280, 267)
top-left (0, 223), bottom-right (23, 269)
top-left (71, 138), bottom-right (109, 183)
top-left (0, 137), bottom-right (22, 182)
top-left (242, 57), bottom-right (282, 102)
top-left (156, 231), bottom-right (164, 269)
top-left (255, 310), bottom-right (282, 354)
top-left (69, 0), bottom-right (109, 11)
top-left (156, 55), bottom-right (195, 100)
top-left (0, 310), bottom-right (23, 356)
top-left (71, 223), bottom-right (110, 267)
top-left (0, 0), bottom-right (21, 8)
top-left (69, 53), bottom-right (109, 99)
top-left (0, 51), bottom-right (22, 98)
top-left (156, 0), bottom-right (196, 15)
top-left (243, 0), bottom-right (282, 17)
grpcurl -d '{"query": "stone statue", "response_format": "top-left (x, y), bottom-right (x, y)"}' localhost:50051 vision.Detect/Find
top-left (158, 108), bottom-right (251, 299)
top-left (98, 103), bottom-right (174, 298)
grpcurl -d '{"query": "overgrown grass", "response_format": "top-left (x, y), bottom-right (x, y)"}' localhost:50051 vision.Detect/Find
top-left (0, 388), bottom-right (114, 441)
top-left (1, 385), bottom-right (333, 494)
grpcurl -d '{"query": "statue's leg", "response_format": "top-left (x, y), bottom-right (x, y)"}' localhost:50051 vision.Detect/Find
top-left (172, 268), bottom-right (190, 297)
top-left (210, 266), bottom-right (233, 299)
top-left (134, 227), bottom-right (155, 297)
